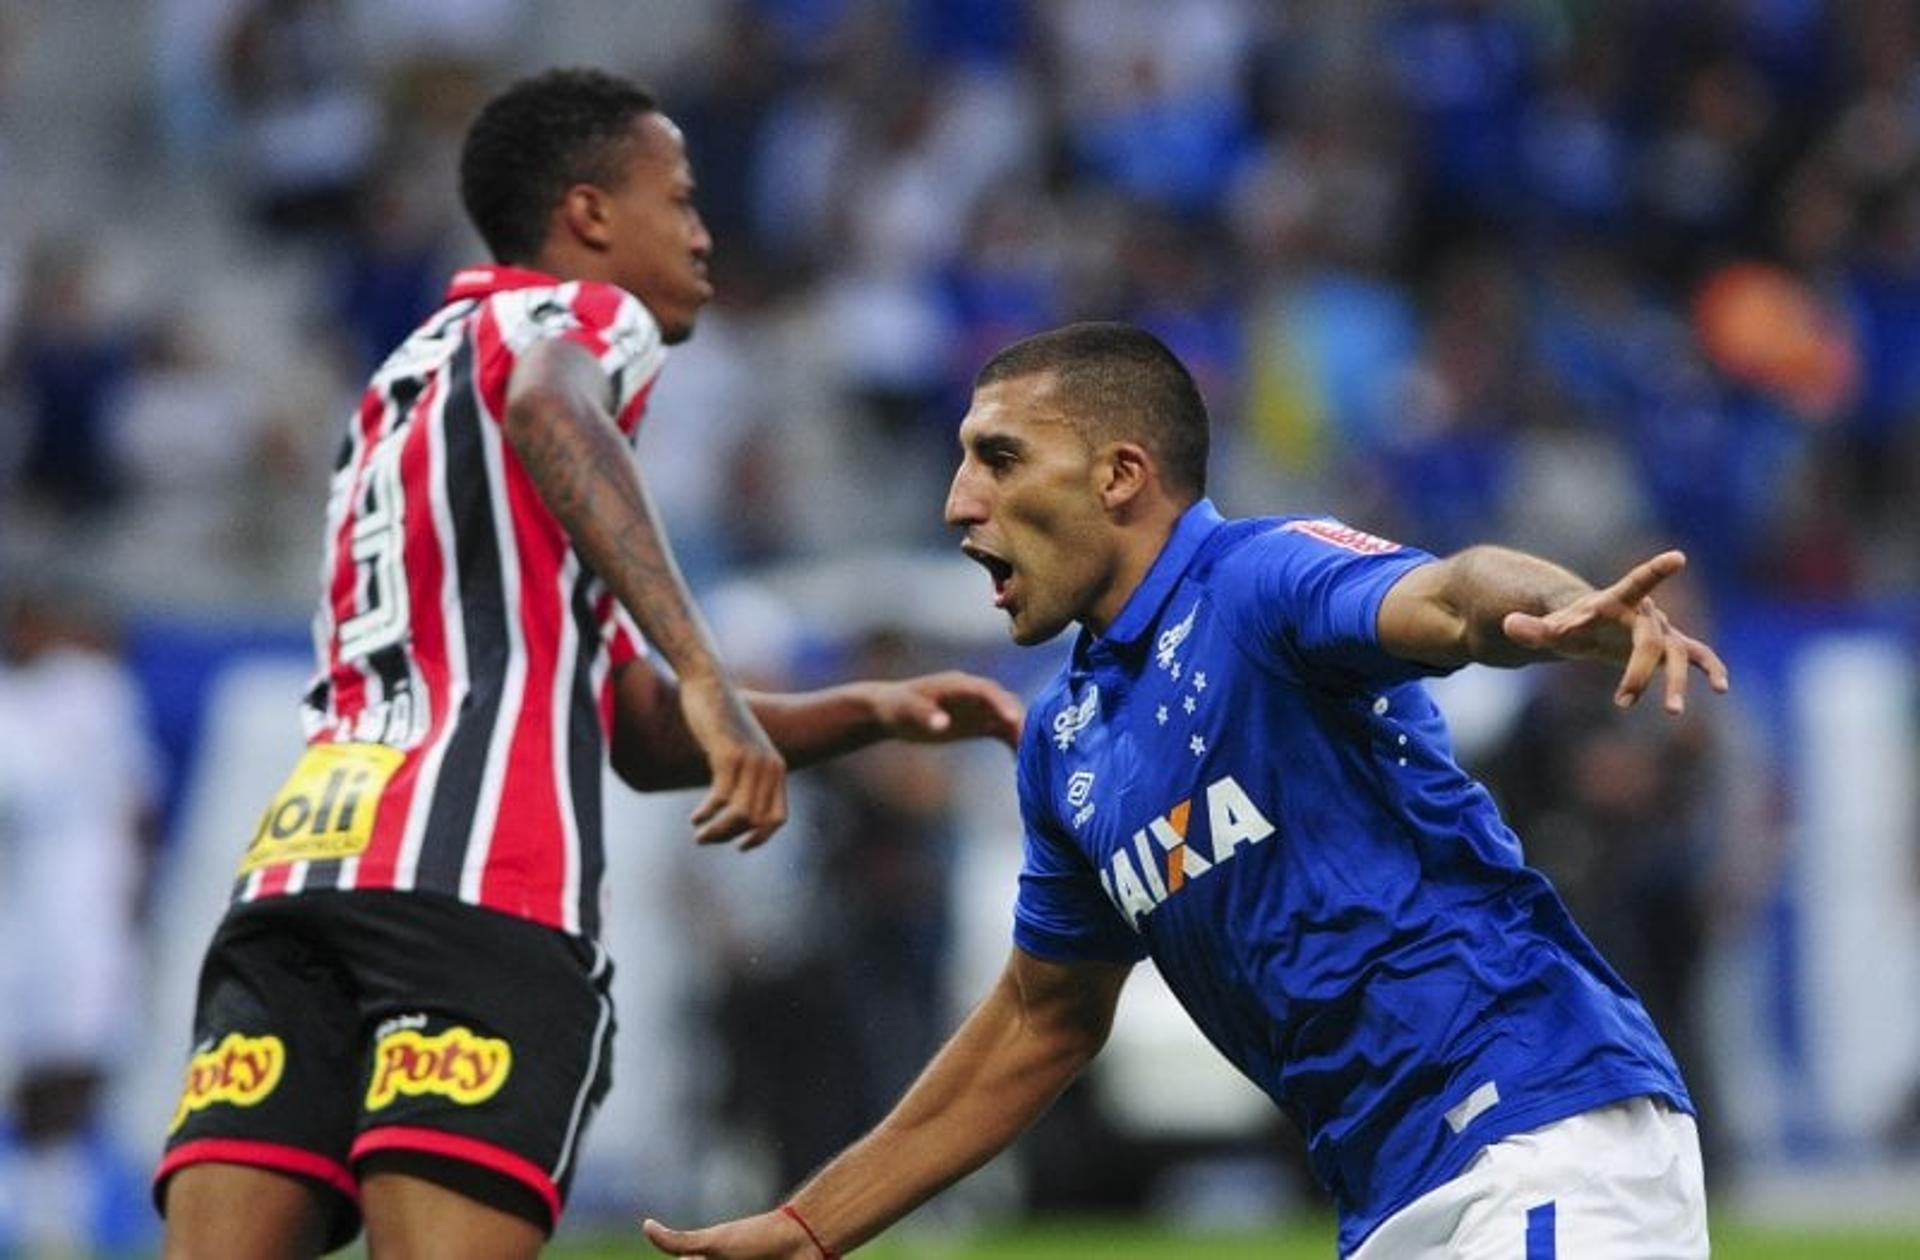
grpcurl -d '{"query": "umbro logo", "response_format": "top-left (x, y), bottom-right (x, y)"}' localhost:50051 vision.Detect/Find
top-left (1066, 770), bottom-right (1097, 829)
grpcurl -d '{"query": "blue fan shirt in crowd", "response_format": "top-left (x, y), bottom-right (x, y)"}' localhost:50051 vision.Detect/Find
top-left (1011, 499), bottom-right (1691, 1256)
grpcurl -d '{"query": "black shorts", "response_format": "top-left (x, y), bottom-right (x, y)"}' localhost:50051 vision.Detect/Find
top-left (154, 891), bottom-right (615, 1250)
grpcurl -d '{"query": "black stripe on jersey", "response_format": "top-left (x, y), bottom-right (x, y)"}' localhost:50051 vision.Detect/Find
top-left (566, 564), bottom-right (605, 938)
top-left (414, 340), bottom-right (509, 894)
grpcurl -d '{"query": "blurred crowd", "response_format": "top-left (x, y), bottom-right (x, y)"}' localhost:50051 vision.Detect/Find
top-left (3, 0), bottom-right (1918, 609)
top-left (0, 0), bottom-right (1916, 1247)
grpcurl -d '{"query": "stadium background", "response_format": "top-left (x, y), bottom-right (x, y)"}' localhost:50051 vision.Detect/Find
top-left (0, 0), bottom-right (1915, 1254)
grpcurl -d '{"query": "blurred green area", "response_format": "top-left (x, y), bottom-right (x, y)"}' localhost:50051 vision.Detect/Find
top-left (554, 1217), bottom-right (1920, 1258)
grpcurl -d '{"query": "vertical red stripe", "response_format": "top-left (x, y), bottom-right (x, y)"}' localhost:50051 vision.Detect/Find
top-left (474, 303), bottom-right (566, 920)
top-left (482, 435), bottom-right (569, 920)
top-left (355, 372), bottom-right (450, 885)
top-left (615, 376), bottom-right (655, 436)
top-left (598, 598), bottom-right (638, 728)
top-left (473, 304), bottom-right (516, 417)
top-left (598, 667), bottom-right (618, 734)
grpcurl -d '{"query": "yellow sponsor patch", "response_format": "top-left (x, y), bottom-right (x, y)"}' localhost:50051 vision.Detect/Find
top-left (366, 1026), bottom-right (513, 1111)
top-left (239, 742), bottom-right (404, 874)
top-left (168, 1033), bottom-right (286, 1135)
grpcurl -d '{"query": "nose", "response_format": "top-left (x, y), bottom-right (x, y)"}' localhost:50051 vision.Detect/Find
top-left (690, 213), bottom-right (713, 258)
top-left (944, 461), bottom-right (983, 528)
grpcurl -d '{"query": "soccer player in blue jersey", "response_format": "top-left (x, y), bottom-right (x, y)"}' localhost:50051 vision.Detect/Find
top-left (644, 323), bottom-right (1728, 1259)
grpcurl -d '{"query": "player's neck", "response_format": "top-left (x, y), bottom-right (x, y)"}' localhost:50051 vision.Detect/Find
top-left (522, 240), bottom-right (614, 288)
top-left (1083, 504), bottom-right (1182, 637)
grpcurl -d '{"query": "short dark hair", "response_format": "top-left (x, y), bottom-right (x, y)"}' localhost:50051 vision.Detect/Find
top-left (976, 322), bottom-right (1210, 498)
top-left (460, 68), bottom-right (658, 264)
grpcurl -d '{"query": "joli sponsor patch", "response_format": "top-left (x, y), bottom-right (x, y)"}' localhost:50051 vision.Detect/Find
top-left (239, 742), bottom-right (404, 874)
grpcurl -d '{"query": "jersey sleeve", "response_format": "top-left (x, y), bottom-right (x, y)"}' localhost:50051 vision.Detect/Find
top-left (491, 282), bottom-right (666, 428)
top-left (1216, 517), bottom-right (1447, 686)
top-left (1010, 722), bottom-right (1149, 966)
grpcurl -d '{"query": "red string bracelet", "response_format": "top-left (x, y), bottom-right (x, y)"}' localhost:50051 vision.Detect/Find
top-left (780, 1203), bottom-right (840, 1259)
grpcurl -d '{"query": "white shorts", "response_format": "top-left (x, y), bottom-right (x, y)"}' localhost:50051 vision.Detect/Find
top-left (1350, 1096), bottom-right (1708, 1259)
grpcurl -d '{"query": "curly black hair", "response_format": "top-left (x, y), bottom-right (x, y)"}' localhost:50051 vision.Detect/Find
top-left (459, 68), bottom-right (658, 264)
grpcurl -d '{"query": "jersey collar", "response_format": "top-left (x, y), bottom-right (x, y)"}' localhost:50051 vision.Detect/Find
top-left (1094, 498), bottom-right (1226, 649)
top-left (444, 264), bottom-right (565, 301)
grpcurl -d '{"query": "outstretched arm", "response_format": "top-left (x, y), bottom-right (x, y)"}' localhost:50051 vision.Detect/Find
top-left (643, 949), bottom-right (1131, 1258)
top-left (505, 337), bottom-right (786, 848)
top-left (1377, 546), bottom-right (1730, 713)
top-left (610, 661), bottom-right (1024, 799)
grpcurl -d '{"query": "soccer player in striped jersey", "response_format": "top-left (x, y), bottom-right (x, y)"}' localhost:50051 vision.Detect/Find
top-left (643, 324), bottom-right (1726, 1259)
top-left (155, 69), bottom-right (1022, 1260)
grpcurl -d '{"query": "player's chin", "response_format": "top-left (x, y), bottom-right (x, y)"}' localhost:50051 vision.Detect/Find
top-left (658, 291), bottom-right (710, 344)
top-left (1008, 608), bottom-right (1069, 647)
top-left (658, 309), bottom-right (699, 345)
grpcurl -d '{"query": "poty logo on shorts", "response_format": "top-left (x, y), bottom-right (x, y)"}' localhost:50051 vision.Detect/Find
top-left (167, 1032), bottom-right (286, 1135)
top-left (365, 1025), bottom-right (513, 1112)
top-left (1156, 603), bottom-right (1199, 671)
top-left (1052, 684), bottom-right (1100, 750)
top-left (1283, 518), bottom-right (1403, 555)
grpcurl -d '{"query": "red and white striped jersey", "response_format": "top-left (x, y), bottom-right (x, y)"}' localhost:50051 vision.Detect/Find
top-left (234, 265), bottom-right (666, 938)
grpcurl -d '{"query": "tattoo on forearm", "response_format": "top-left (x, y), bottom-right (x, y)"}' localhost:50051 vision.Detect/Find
top-left (511, 401), bottom-right (709, 671)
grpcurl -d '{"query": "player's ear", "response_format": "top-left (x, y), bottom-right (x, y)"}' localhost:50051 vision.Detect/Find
top-left (1097, 441), bottom-right (1152, 512)
top-left (558, 183), bottom-right (615, 251)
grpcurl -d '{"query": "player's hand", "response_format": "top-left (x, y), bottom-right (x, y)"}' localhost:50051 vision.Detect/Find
top-left (1500, 550), bottom-right (1731, 715)
top-left (869, 671), bottom-right (1024, 748)
top-left (677, 671), bottom-right (788, 849)
top-left (642, 1210), bottom-right (816, 1258)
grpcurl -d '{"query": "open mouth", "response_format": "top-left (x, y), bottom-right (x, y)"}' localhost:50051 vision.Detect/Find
top-left (961, 542), bottom-right (1016, 609)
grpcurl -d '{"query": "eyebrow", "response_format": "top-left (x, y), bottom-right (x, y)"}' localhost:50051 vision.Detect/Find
top-left (966, 431), bottom-right (1026, 460)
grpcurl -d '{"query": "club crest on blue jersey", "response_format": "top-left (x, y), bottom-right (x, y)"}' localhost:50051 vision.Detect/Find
top-left (1155, 601), bottom-right (1200, 672)
top-left (1098, 775), bottom-right (1275, 930)
top-left (1052, 684), bottom-right (1100, 750)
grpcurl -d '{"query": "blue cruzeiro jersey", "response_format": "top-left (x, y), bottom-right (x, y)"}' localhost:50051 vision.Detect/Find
top-left (1012, 500), bottom-right (1690, 1255)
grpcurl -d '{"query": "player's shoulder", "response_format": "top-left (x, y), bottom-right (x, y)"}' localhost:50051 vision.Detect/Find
top-left (1193, 515), bottom-right (1420, 634)
top-left (1206, 515), bottom-right (1410, 577)
top-left (1188, 515), bottom-right (1302, 603)
top-left (486, 280), bottom-right (662, 355)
